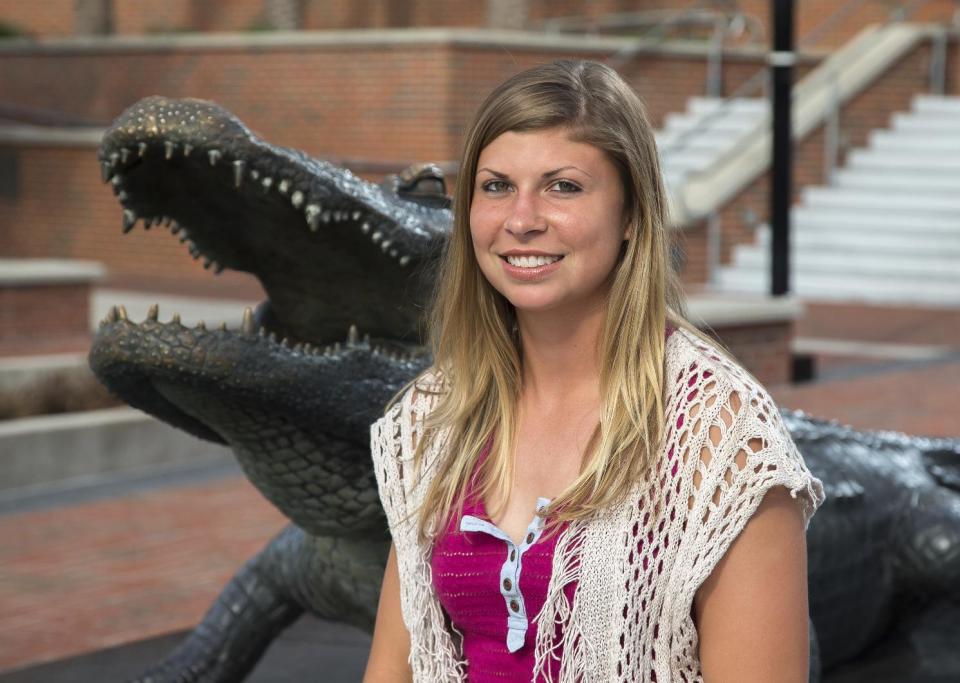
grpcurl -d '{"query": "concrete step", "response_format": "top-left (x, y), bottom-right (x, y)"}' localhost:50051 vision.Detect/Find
top-left (793, 206), bottom-right (960, 234)
top-left (847, 149), bottom-right (960, 173)
top-left (715, 269), bottom-right (960, 306)
top-left (891, 113), bottom-right (960, 135)
top-left (832, 169), bottom-right (960, 194)
top-left (754, 225), bottom-right (960, 256)
top-left (731, 246), bottom-right (959, 278)
top-left (911, 94), bottom-right (960, 115)
top-left (686, 96), bottom-right (767, 116)
top-left (868, 130), bottom-right (960, 154)
top-left (802, 187), bottom-right (960, 214)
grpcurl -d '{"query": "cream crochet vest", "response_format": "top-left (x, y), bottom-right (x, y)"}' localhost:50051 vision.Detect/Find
top-left (370, 328), bottom-right (825, 682)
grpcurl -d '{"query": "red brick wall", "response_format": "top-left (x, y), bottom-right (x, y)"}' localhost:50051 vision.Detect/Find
top-left (0, 282), bottom-right (91, 356)
top-left (709, 320), bottom-right (794, 386)
top-left (2, 1), bottom-right (956, 45)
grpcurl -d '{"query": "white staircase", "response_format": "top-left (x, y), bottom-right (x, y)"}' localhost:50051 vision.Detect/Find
top-left (715, 95), bottom-right (960, 307)
top-left (656, 97), bottom-right (767, 191)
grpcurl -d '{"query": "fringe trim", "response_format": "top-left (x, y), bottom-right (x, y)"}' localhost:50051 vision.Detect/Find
top-left (531, 517), bottom-right (597, 682)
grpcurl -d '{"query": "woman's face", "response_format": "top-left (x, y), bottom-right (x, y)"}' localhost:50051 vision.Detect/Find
top-left (470, 127), bottom-right (629, 317)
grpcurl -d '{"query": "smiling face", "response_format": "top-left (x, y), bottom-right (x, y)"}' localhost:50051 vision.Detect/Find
top-left (469, 127), bottom-right (629, 317)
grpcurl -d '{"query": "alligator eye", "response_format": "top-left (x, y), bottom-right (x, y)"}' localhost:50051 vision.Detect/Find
top-left (396, 163), bottom-right (450, 209)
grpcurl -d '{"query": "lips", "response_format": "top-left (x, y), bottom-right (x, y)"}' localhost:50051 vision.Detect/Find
top-left (498, 253), bottom-right (564, 281)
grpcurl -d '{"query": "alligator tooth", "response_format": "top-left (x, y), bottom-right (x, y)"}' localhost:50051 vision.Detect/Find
top-left (179, 233), bottom-right (189, 244)
top-left (233, 160), bottom-right (245, 188)
top-left (277, 179), bottom-right (290, 194)
top-left (242, 307), bottom-right (255, 335)
top-left (147, 303), bottom-right (159, 321)
top-left (109, 152), bottom-right (120, 167)
top-left (269, 332), bottom-right (278, 343)
top-left (122, 210), bottom-right (137, 234)
top-left (334, 211), bottom-right (343, 222)
top-left (213, 261), bottom-right (224, 275)
top-left (196, 320), bottom-right (206, 330)
top-left (303, 343), bottom-right (313, 353)
top-left (305, 204), bottom-right (321, 231)
top-left (363, 333), bottom-right (370, 345)
top-left (361, 222), bottom-right (370, 233)
top-left (381, 240), bottom-right (392, 252)
top-left (143, 216), bottom-right (155, 229)
top-left (119, 147), bottom-right (131, 164)
top-left (171, 313), bottom-right (181, 325)
top-left (293, 342), bottom-right (303, 352)
top-left (321, 210), bottom-right (331, 224)
top-left (259, 326), bottom-right (267, 337)
top-left (250, 169), bottom-right (259, 181)
top-left (399, 255), bottom-right (411, 266)
top-left (138, 142), bottom-right (148, 158)
top-left (183, 143), bottom-right (193, 157)
top-left (290, 191), bottom-right (304, 208)
top-left (111, 174), bottom-right (123, 188)
top-left (188, 243), bottom-right (200, 258)
top-left (117, 305), bottom-right (128, 321)
top-left (323, 346), bottom-right (333, 357)
top-left (100, 161), bottom-right (113, 182)
top-left (347, 324), bottom-right (359, 345)
top-left (333, 342), bottom-right (341, 353)
top-left (208, 149), bottom-right (221, 166)
top-left (280, 337), bottom-right (290, 348)
top-left (202, 257), bottom-right (213, 269)
top-left (352, 211), bottom-right (361, 221)
top-left (169, 222), bottom-right (181, 234)
top-left (106, 306), bottom-right (118, 323)
top-left (389, 249), bottom-right (398, 258)
top-left (164, 141), bottom-right (175, 160)
top-left (261, 177), bottom-right (273, 190)
top-left (219, 321), bottom-right (228, 331)
top-left (117, 191), bottom-right (129, 203)
top-left (371, 231), bottom-right (382, 243)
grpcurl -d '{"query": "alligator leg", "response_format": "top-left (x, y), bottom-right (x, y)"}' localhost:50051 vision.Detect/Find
top-left (130, 524), bottom-right (389, 683)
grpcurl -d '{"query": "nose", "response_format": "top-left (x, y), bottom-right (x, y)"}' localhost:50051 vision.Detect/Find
top-left (504, 190), bottom-right (546, 238)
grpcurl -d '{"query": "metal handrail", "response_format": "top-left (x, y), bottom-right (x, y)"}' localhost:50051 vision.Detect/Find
top-left (654, 0), bottom-right (939, 163)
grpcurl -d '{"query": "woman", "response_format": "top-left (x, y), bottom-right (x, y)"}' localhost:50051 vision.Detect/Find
top-left (363, 59), bottom-right (824, 682)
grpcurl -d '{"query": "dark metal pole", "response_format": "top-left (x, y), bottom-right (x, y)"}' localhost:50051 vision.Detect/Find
top-left (770, 0), bottom-right (794, 296)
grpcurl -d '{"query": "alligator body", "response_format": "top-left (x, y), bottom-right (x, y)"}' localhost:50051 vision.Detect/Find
top-left (90, 97), bottom-right (960, 682)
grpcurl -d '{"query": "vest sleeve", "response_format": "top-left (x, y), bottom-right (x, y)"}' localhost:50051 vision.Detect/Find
top-left (671, 378), bottom-right (825, 633)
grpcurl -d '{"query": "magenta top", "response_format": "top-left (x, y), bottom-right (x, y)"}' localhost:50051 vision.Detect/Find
top-left (430, 439), bottom-right (575, 681)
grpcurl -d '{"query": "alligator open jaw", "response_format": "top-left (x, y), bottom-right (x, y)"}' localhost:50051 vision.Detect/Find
top-left (98, 96), bottom-right (452, 347)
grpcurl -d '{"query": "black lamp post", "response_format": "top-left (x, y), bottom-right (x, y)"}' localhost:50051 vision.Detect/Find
top-left (770, 0), bottom-right (794, 296)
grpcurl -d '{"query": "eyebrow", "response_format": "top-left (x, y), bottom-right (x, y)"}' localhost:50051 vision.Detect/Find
top-left (476, 165), bottom-right (592, 179)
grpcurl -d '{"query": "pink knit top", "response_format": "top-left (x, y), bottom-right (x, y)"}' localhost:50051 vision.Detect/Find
top-left (430, 439), bottom-right (575, 681)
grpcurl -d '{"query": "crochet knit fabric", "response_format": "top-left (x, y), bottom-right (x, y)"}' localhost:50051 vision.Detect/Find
top-left (371, 327), bottom-right (825, 681)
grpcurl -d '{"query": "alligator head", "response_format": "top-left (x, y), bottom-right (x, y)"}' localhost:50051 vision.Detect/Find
top-left (89, 97), bottom-right (447, 534)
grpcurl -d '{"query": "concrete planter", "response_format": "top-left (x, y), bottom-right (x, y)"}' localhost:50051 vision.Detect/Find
top-left (0, 407), bottom-right (232, 491)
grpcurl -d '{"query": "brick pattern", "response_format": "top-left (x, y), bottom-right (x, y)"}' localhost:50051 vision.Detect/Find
top-left (0, 477), bottom-right (287, 671)
top-left (0, 283), bottom-right (91, 356)
top-left (710, 320), bottom-right (794, 386)
top-left (2, 1), bottom-right (956, 46)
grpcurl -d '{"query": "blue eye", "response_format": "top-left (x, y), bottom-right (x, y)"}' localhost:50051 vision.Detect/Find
top-left (551, 180), bottom-right (581, 193)
top-left (481, 180), bottom-right (510, 193)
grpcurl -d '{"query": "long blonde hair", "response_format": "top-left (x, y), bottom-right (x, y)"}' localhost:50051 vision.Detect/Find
top-left (406, 59), bottom-right (704, 541)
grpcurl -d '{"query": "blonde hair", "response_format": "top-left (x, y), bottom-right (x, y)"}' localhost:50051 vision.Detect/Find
top-left (405, 59), bottom-right (709, 541)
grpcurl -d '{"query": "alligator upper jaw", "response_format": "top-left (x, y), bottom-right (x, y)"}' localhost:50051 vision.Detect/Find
top-left (98, 96), bottom-right (451, 346)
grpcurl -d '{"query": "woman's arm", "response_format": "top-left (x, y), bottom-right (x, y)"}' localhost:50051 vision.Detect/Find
top-left (363, 542), bottom-right (413, 683)
top-left (693, 483), bottom-right (810, 682)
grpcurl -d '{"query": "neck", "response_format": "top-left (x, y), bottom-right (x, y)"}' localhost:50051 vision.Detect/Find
top-left (516, 299), bottom-right (606, 409)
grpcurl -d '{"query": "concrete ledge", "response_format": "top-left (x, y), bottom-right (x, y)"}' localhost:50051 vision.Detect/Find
top-left (0, 407), bottom-right (232, 490)
top-left (0, 259), bottom-right (106, 285)
top-left (688, 293), bottom-right (804, 328)
top-left (0, 28), bottom-right (825, 60)
top-left (0, 125), bottom-right (103, 147)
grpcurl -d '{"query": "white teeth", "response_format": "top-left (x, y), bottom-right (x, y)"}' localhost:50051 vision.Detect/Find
top-left (505, 255), bottom-right (562, 268)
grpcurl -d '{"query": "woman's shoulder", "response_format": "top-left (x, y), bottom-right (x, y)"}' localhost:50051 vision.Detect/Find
top-left (372, 367), bottom-right (447, 439)
top-left (664, 325), bottom-right (766, 401)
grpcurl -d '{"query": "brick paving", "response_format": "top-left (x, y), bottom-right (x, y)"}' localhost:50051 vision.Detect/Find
top-left (0, 477), bottom-right (286, 672)
top-left (0, 299), bottom-right (957, 674)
